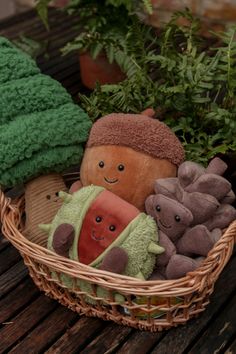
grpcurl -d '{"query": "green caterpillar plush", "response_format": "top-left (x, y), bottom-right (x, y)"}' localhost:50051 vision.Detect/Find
top-left (41, 185), bottom-right (164, 302)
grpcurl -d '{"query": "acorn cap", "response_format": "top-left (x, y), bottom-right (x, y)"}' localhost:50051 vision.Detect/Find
top-left (87, 113), bottom-right (185, 166)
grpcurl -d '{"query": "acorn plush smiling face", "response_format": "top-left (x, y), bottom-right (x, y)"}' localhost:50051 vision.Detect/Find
top-left (80, 113), bottom-right (185, 211)
top-left (80, 145), bottom-right (176, 210)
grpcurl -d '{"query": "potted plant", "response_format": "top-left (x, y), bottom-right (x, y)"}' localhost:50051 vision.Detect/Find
top-left (35, 0), bottom-right (152, 88)
top-left (79, 10), bottom-right (236, 168)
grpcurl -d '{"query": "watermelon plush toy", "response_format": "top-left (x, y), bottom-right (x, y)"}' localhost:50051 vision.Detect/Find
top-left (42, 185), bottom-right (164, 302)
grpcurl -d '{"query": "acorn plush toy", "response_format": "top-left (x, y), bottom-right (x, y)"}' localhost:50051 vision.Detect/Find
top-left (44, 185), bottom-right (164, 279)
top-left (70, 110), bottom-right (185, 211)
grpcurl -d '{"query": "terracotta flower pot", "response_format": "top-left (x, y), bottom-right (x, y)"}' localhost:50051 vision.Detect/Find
top-left (79, 52), bottom-right (126, 90)
top-left (50, 0), bottom-right (70, 7)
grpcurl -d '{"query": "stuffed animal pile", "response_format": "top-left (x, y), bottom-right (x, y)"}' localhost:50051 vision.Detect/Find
top-left (45, 109), bottom-right (186, 289)
top-left (44, 111), bottom-right (236, 284)
top-left (145, 157), bottom-right (236, 279)
top-left (1, 37), bottom-right (234, 292)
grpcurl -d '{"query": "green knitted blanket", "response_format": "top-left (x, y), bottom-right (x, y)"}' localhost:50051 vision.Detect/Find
top-left (0, 37), bottom-right (92, 187)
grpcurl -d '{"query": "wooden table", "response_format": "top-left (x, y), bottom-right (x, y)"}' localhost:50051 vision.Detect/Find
top-left (0, 9), bottom-right (236, 354)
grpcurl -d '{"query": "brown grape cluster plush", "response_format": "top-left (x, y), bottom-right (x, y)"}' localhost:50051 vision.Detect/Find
top-left (145, 157), bottom-right (236, 279)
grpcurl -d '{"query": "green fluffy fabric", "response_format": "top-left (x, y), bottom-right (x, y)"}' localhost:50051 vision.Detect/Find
top-left (0, 37), bottom-right (40, 85)
top-left (0, 37), bottom-right (92, 187)
top-left (0, 145), bottom-right (84, 187)
top-left (46, 186), bottom-right (162, 303)
top-left (0, 75), bottom-right (72, 124)
top-left (0, 104), bottom-right (90, 172)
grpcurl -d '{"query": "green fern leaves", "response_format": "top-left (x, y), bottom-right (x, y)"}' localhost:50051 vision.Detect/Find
top-left (80, 12), bottom-right (236, 165)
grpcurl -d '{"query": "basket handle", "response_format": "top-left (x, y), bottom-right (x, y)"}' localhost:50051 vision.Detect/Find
top-left (0, 189), bottom-right (11, 222)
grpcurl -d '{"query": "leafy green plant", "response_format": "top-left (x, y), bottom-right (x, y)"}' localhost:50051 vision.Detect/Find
top-left (35, 0), bottom-right (52, 30)
top-left (35, 0), bottom-right (152, 58)
top-left (61, 1), bottom-right (134, 60)
top-left (79, 10), bottom-right (236, 164)
top-left (12, 35), bottom-right (47, 59)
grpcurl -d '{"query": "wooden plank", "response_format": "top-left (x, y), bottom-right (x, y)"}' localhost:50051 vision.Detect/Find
top-left (0, 295), bottom-right (57, 353)
top-left (225, 337), bottom-right (236, 354)
top-left (116, 331), bottom-right (164, 354)
top-left (0, 278), bottom-right (39, 324)
top-left (0, 9), bottom-right (64, 37)
top-left (150, 255), bottom-right (236, 354)
top-left (1, 11), bottom-right (79, 43)
top-left (0, 261), bottom-right (28, 299)
top-left (0, 246), bottom-right (21, 275)
top-left (8, 306), bottom-right (78, 354)
top-left (45, 317), bottom-right (106, 354)
top-left (0, 235), bottom-right (9, 252)
top-left (80, 323), bottom-right (133, 354)
top-left (0, 9), bottom-right (36, 30)
top-left (48, 62), bottom-right (80, 83)
top-left (188, 293), bottom-right (236, 354)
top-left (39, 53), bottom-right (78, 75)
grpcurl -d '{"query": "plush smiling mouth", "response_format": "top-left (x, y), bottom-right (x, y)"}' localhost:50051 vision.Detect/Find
top-left (91, 231), bottom-right (104, 241)
top-left (159, 219), bottom-right (171, 229)
top-left (104, 177), bottom-right (118, 184)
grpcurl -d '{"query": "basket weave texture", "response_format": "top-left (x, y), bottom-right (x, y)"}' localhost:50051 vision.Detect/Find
top-left (1, 184), bottom-right (236, 332)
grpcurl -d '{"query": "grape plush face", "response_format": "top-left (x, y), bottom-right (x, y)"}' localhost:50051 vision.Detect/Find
top-left (145, 194), bottom-right (193, 242)
top-left (78, 190), bottom-right (139, 264)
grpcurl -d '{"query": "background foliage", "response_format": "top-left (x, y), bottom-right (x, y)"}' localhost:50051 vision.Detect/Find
top-left (79, 11), bottom-right (236, 164)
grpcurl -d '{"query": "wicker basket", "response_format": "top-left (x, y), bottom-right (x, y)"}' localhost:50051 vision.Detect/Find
top-left (1, 182), bottom-right (236, 332)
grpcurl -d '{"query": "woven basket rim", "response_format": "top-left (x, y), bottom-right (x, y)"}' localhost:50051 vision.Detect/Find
top-left (1, 188), bottom-right (236, 297)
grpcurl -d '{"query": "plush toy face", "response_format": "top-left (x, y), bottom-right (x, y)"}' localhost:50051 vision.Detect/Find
top-left (80, 145), bottom-right (177, 211)
top-left (78, 190), bottom-right (139, 264)
top-left (145, 194), bottom-right (193, 241)
top-left (25, 174), bottom-right (67, 246)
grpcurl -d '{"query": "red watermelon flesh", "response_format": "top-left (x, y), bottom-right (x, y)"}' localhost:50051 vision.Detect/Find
top-left (78, 190), bottom-right (139, 264)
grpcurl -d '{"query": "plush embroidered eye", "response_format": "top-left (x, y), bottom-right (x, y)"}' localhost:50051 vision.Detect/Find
top-left (46, 195), bottom-right (51, 200)
top-left (109, 225), bottom-right (116, 231)
top-left (175, 215), bottom-right (181, 222)
top-left (96, 216), bottom-right (102, 223)
top-left (55, 192), bottom-right (59, 197)
top-left (118, 164), bottom-right (125, 171)
top-left (156, 205), bottom-right (161, 212)
top-left (99, 161), bottom-right (104, 168)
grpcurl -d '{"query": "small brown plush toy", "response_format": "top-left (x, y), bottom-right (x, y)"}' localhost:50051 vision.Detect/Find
top-left (71, 110), bottom-right (185, 210)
